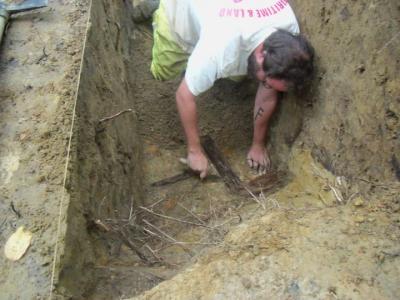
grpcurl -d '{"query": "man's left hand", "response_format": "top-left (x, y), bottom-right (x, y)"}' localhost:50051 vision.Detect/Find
top-left (247, 144), bottom-right (271, 174)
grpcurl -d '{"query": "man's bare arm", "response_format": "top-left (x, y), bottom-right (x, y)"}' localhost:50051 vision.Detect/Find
top-left (247, 83), bottom-right (278, 172)
top-left (176, 79), bottom-right (208, 178)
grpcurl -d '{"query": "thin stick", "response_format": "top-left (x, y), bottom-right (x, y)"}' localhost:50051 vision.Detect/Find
top-left (10, 201), bottom-right (22, 218)
top-left (377, 31), bottom-right (400, 54)
top-left (144, 222), bottom-right (220, 248)
top-left (177, 203), bottom-right (206, 225)
top-left (262, 192), bottom-right (275, 204)
top-left (139, 206), bottom-right (213, 229)
top-left (243, 186), bottom-right (266, 210)
top-left (98, 108), bottom-right (135, 124)
top-left (0, 218), bottom-right (7, 231)
top-left (143, 220), bottom-right (195, 256)
top-left (117, 229), bottom-right (150, 263)
top-left (36, 46), bottom-right (48, 64)
top-left (128, 196), bottom-right (134, 222)
top-left (143, 227), bottom-right (165, 242)
top-left (213, 216), bottom-right (241, 228)
top-left (328, 184), bottom-right (344, 204)
top-left (104, 217), bottom-right (131, 223)
top-left (143, 220), bottom-right (194, 256)
top-left (94, 219), bottom-right (112, 232)
top-left (173, 241), bottom-right (220, 246)
top-left (97, 196), bottom-right (107, 218)
top-left (94, 219), bottom-right (149, 263)
top-left (148, 197), bottom-right (166, 209)
top-left (144, 244), bottom-right (163, 262)
top-left (209, 198), bottom-right (218, 222)
top-left (143, 219), bottom-right (178, 243)
top-left (143, 245), bottom-right (177, 268)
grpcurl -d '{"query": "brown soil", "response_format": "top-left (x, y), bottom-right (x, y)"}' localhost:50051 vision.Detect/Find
top-left (0, 0), bottom-right (399, 299)
top-left (0, 1), bottom-right (88, 298)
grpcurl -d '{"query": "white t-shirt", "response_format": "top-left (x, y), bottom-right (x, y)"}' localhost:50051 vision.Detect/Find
top-left (164, 0), bottom-right (300, 96)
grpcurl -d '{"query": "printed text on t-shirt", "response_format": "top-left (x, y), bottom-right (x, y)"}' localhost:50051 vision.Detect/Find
top-left (219, 0), bottom-right (289, 18)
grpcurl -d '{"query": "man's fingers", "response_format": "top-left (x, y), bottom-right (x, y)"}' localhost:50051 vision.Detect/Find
top-left (200, 169), bottom-right (207, 179)
top-left (247, 158), bottom-right (255, 168)
top-left (179, 158), bottom-right (188, 165)
top-left (247, 148), bottom-right (272, 174)
top-left (184, 155), bottom-right (208, 179)
top-left (265, 157), bottom-right (271, 171)
top-left (258, 163), bottom-right (266, 175)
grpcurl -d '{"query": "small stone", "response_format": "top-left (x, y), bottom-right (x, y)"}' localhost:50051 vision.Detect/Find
top-left (328, 286), bottom-right (337, 295)
top-left (252, 246), bottom-right (260, 256)
top-left (353, 197), bottom-right (364, 207)
top-left (228, 250), bottom-right (239, 258)
top-left (241, 278), bottom-right (252, 289)
top-left (377, 253), bottom-right (385, 263)
top-left (367, 277), bottom-right (375, 286)
top-left (19, 133), bottom-right (28, 141)
top-left (355, 64), bottom-right (366, 74)
top-left (355, 215), bottom-right (366, 223)
top-left (37, 175), bottom-right (46, 183)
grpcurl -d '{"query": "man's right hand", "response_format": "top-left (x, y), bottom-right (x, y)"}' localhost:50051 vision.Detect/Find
top-left (176, 78), bottom-right (208, 179)
top-left (187, 149), bottom-right (209, 179)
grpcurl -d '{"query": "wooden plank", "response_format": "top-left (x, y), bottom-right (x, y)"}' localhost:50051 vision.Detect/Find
top-left (201, 135), bottom-right (243, 192)
top-left (151, 170), bottom-right (194, 187)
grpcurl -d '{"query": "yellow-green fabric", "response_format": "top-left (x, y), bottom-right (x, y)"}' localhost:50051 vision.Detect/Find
top-left (150, 1), bottom-right (246, 83)
top-left (151, 1), bottom-right (189, 80)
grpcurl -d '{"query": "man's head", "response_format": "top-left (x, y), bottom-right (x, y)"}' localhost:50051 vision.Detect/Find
top-left (248, 29), bottom-right (314, 92)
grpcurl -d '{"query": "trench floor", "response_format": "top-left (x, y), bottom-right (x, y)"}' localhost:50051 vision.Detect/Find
top-left (85, 25), bottom-right (400, 300)
top-left (87, 25), bottom-right (324, 299)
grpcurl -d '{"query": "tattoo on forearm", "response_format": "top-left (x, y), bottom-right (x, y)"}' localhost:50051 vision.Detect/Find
top-left (254, 107), bottom-right (264, 121)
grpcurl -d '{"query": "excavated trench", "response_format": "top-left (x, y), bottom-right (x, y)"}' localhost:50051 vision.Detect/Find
top-left (0, 0), bottom-right (399, 299)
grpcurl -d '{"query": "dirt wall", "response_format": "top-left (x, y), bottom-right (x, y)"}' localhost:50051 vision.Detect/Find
top-left (0, 0), bottom-right (143, 298)
top-left (291, 0), bottom-right (399, 185)
top-left (56, 0), bottom-right (144, 298)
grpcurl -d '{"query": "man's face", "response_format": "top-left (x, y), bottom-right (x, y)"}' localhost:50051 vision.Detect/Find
top-left (247, 52), bottom-right (289, 92)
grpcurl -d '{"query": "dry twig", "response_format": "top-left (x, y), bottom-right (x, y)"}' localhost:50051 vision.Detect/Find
top-left (0, 218), bottom-right (7, 232)
top-left (329, 184), bottom-right (344, 204)
top-left (36, 46), bottom-right (48, 64)
top-left (139, 206), bottom-right (213, 229)
top-left (94, 219), bottom-right (150, 263)
top-left (10, 202), bottom-right (22, 219)
top-left (143, 219), bottom-right (194, 255)
top-left (148, 197), bottom-right (167, 209)
top-left (143, 219), bottom-right (179, 243)
top-left (243, 186), bottom-right (266, 210)
top-left (98, 108), bottom-right (135, 124)
top-left (177, 203), bottom-right (206, 225)
top-left (144, 244), bottom-right (164, 263)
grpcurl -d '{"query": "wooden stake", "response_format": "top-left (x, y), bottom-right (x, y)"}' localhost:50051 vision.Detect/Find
top-left (201, 135), bottom-right (243, 192)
